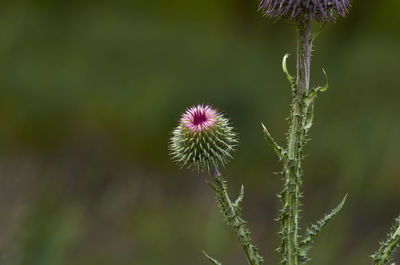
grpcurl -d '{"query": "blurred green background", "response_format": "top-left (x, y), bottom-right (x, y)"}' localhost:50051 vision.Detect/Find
top-left (0, 1), bottom-right (399, 264)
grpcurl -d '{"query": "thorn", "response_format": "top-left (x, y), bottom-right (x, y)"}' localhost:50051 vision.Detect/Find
top-left (261, 122), bottom-right (286, 159)
top-left (206, 180), bottom-right (218, 193)
top-left (203, 251), bottom-right (222, 265)
top-left (304, 69), bottom-right (329, 105)
top-left (234, 185), bottom-right (244, 209)
top-left (282, 54), bottom-right (290, 75)
top-left (321, 68), bottom-right (329, 91)
top-left (392, 223), bottom-right (400, 240)
top-left (304, 100), bottom-right (315, 132)
top-left (311, 22), bottom-right (326, 47)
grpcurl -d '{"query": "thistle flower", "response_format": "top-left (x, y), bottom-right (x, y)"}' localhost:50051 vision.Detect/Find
top-left (169, 104), bottom-right (238, 173)
top-left (259, 0), bottom-right (351, 22)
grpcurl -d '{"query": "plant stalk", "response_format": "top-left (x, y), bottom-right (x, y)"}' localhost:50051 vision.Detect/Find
top-left (280, 20), bottom-right (312, 265)
top-left (372, 216), bottom-right (400, 265)
top-left (211, 168), bottom-right (264, 265)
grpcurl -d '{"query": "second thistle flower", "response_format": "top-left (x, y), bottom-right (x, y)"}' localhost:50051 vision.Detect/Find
top-left (259, 0), bottom-right (351, 22)
top-left (169, 105), bottom-right (238, 173)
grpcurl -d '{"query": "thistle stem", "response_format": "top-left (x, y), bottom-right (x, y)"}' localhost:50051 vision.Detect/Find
top-left (394, 224), bottom-right (400, 239)
top-left (372, 216), bottom-right (400, 265)
top-left (210, 168), bottom-right (264, 265)
top-left (280, 20), bottom-right (312, 265)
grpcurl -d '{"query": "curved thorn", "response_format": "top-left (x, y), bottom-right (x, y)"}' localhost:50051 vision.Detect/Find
top-left (282, 54), bottom-right (295, 89)
top-left (282, 54), bottom-right (290, 76)
top-left (304, 68), bottom-right (329, 105)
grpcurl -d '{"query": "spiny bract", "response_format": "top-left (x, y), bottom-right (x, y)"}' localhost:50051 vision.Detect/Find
top-left (259, 0), bottom-right (351, 23)
top-left (169, 104), bottom-right (238, 173)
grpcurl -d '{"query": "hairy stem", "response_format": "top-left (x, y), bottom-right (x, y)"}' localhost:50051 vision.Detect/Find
top-left (210, 168), bottom-right (264, 265)
top-left (280, 20), bottom-right (312, 265)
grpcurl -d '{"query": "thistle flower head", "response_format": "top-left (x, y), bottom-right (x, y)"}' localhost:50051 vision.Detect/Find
top-left (181, 105), bottom-right (218, 133)
top-left (169, 104), bottom-right (238, 173)
top-left (259, 0), bottom-right (351, 23)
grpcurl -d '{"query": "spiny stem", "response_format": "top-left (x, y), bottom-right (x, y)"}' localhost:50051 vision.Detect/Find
top-left (209, 168), bottom-right (264, 265)
top-left (372, 216), bottom-right (400, 265)
top-left (394, 224), bottom-right (400, 239)
top-left (280, 20), bottom-right (312, 265)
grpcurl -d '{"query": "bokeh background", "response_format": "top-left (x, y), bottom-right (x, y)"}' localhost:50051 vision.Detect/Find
top-left (0, 1), bottom-right (399, 265)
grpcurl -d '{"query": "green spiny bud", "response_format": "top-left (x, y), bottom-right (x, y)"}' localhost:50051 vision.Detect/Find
top-left (169, 104), bottom-right (238, 173)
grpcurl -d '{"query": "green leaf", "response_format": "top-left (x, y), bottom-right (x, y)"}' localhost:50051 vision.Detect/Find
top-left (261, 123), bottom-right (286, 160)
top-left (299, 194), bottom-right (347, 264)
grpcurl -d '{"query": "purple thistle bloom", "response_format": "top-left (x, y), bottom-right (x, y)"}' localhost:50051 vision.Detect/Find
top-left (181, 105), bottom-right (218, 133)
top-left (259, 0), bottom-right (351, 22)
top-left (169, 104), bottom-right (238, 173)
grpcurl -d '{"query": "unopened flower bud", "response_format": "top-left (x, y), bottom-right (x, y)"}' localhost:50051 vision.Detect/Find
top-left (169, 105), bottom-right (238, 173)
